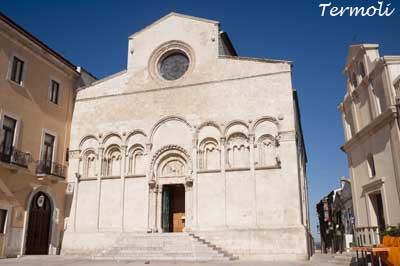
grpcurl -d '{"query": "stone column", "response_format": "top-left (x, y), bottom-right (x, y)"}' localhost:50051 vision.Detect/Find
top-left (249, 133), bottom-right (257, 226)
top-left (96, 146), bottom-right (104, 231)
top-left (156, 185), bottom-right (163, 232)
top-left (148, 180), bottom-right (157, 232)
top-left (145, 143), bottom-right (156, 232)
top-left (72, 171), bottom-right (80, 232)
top-left (220, 137), bottom-right (227, 226)
top-left (120, 145), bottom-right (127, 231)
top-left (184, 177), bottom-right (194, 231)
top-left (192, 136), bottom-right (198, 229)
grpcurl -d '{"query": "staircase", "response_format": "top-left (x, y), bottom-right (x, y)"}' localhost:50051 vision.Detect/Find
top-left (93, 232), bottom-right (238, 261)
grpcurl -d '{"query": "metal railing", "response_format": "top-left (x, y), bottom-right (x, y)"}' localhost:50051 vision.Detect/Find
top-left (0, 149), bottom-right (31, 168)
top-left (36, 160), bottom-right (66, 179)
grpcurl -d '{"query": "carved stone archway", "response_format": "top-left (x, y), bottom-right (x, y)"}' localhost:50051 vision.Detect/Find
top-left (147, 145), bottom-right (193, 232)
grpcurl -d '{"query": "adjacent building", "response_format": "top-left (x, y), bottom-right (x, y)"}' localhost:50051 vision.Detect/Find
top-left (62, 13), bottom-right (311, 260)
top-left (0, 13), bottom-right (94, 257)
top-left (338, 44), bottom-right (400, 246)
top-left (316, 176), bottom-right (354, 254)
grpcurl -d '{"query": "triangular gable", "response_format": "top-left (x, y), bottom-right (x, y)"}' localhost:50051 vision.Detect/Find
top-left (129, 12), bottom-right (219, 39)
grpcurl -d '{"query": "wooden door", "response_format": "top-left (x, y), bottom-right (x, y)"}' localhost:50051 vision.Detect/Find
top-left (25, 192), bottom-right (51, 255)
top-left (172, 213), bottom-right (185, 232)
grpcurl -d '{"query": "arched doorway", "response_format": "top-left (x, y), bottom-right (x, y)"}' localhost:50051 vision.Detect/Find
top-left (25, 192), bottom-right (52, 255)
top-left (149, 145), bottom-right (193, 232)
top-left (162, 184), bottom-right (185, 232)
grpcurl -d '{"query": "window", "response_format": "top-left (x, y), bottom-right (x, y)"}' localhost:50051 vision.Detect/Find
top-left (10, 56), bottom-right (24, 85)
top-left (83, 150), bottom-right (96, 178)
top-left (158, 51), bottom-right (189, 80)
top-left (41, 133), bottom-right (55, 172)
top-left (50, 80), bottom-right (60, 104)
top-left (367, 154), bottom-right (376, 178)
top-left (0, 116), bottom-right (17, 162)
top-left (0, 209), bottom-right (7, 234)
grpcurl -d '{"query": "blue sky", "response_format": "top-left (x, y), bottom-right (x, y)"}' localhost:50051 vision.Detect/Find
top-left (1, 0), bottom-right (399, 240)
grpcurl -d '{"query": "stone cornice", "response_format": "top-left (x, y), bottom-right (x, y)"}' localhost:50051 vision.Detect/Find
top-left (219, 55), bottom-right (292, 65)
top-left (341, 106), bottom-right (397, 152)
top-left (362, 177), bottom-right (385, 194)
top-left (76, 70), bottom-right (291, 102)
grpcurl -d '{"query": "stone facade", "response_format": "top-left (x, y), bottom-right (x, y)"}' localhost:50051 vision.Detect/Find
top-left (63, 13), bottom-right (310, 260)
top-left (339, 44), bottom-right (400, 246)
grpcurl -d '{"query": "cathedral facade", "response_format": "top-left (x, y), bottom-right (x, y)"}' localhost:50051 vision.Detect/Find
top-left (63, 13), bottom-right (311, 260)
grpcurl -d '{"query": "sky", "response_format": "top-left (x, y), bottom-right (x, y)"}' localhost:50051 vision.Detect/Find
top-left (1, 0), bottom-right (399, 241)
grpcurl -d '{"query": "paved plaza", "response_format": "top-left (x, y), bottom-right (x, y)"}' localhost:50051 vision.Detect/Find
top-left (0, 254), bottom-right (355, 266)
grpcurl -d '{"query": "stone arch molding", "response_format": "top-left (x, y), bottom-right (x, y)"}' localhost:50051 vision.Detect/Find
top-left (150, 145), bottom-right (192, 180)
top-left (251, 116), bottom-right (280, 135)
top-left (102, 132), bottom-right (122, 145)
top-left (196, 121), bottom-right (222, 137)
top-left (149, 115), bottom-right (192, 145)
top-left (223, 120), bottom-right (249, 137)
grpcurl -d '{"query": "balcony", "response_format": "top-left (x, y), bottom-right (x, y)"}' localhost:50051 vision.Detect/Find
top-left (36, 160), bottom-right (66, 179)
top-left (0, 149), bottom-right (31, 168)
top-left (356, 226), bottom-right (381, 246)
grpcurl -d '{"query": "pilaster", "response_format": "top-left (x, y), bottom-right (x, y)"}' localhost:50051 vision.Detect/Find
top-left (96, 146), bottom-right (104, 231)
top-left (249, 133), bottom-right (257, 226)
top-left (120, 145), bottom-right (127, 231)
top-left (220, 136), bottom-right (227, 226)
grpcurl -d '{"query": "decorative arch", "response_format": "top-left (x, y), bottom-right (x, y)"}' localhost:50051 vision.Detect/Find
top-left (79, 135), bottom-right (99, 150)
top-left (126, 129), bottom-right (147, 145)
top-left (251, 116), bottom-right (280, 135)
top-left (226, 132), bottom-right (250, 168)
top-left (149, 116), bottom-right (192, 144)
top-left (223, 120), bottom-right (249, 137)
top-left (127, 144), bottom-right (145, 175)
top-left (150, 145), bottom-right (192, 179)
top-left (81, 148), bottom-right (97, 178)
top-left (198, 137), bottom-right (220, 170)
top-left (102, 132), bottom-right (122, 145)
top-left (196, 121), bottom-right (222, 136)
top-left (255, 134), bottom-right (279, 167)
top-left (103, 144), bottom-right (122, 176)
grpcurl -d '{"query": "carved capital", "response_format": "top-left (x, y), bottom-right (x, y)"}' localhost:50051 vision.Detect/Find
top-left (248, 134), bottom-right (255, 144)
top-left (185, 176), bottom-right (193, 190)
top-left (192, 138), bottom-right (198, 149)
top-left (148, 179), bottom-right (157, 192)
top-left (146, 143), bottom-right (153, 152)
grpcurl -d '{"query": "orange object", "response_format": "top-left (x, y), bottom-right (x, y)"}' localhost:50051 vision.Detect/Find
top-left (382, 236), bottom-right (400, 266)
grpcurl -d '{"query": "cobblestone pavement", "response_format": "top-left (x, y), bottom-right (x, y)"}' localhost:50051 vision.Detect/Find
top-left (0, 254), bottom-right (354, 266)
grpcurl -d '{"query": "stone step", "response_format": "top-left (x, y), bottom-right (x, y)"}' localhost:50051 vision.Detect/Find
top-left (90, 232), bottom-right (237, 261)
top-left (112, 247), bottom-right (221, 252)
top-left (93, 256), bottom-right (229, 261)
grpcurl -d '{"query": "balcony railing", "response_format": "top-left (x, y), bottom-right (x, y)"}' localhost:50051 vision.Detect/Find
top-left (0, 149), bottom-right (31, 168)
top-left (36, 160), bottom-right (66, 179)
top-left (356, 226), bottom-right (381, 246)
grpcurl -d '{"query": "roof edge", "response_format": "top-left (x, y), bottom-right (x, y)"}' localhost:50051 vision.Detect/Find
top-left (0, 11), bottom-right (78, 73)
top-left (219, 55), bottom-right (292, 65)
top-left (129, 12), bottom-right (220, 39)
